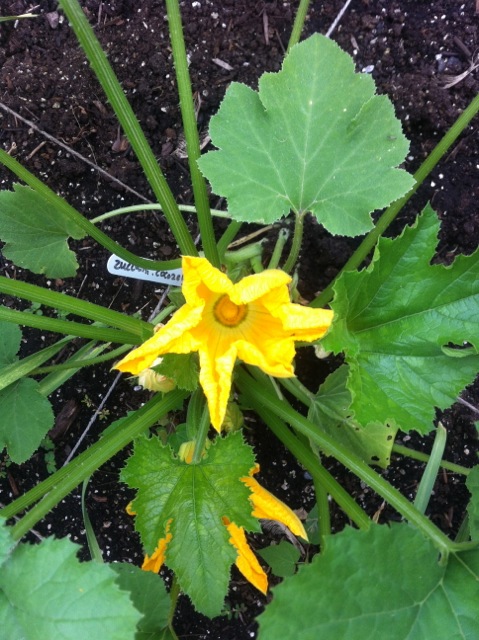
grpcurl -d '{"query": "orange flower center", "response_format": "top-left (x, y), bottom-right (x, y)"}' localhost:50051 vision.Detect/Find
top-left (214, 294), bottom-right (248, 327)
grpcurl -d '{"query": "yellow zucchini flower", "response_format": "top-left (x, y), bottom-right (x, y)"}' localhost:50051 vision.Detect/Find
top-left (137, 466), bottom-right (307, 595)
top-left (115, 256), bottom-right (333, 431)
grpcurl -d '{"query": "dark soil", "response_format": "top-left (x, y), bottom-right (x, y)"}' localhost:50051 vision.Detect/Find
top-left (1, 1), bottom-right (478, 638)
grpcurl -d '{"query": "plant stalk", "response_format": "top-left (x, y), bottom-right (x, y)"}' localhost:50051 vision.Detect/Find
top-left (165, 0), bottom-right (220, 268)
top-left (283, 211), bottom-right (306, 273)
top-left (236, 367), bottom-right (456, 555)
top-left (287, 0), bottom-right (311, 50)
top-left (57, 0), bottom-right (197, 257)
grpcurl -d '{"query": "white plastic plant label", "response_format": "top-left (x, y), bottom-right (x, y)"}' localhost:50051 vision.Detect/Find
top-left (107, 254), bottom-right (183, 286)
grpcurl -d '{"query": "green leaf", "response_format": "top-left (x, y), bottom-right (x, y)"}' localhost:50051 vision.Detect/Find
top-left (0, 531), bottom-right (141, 640)
top-left (258, 523), bottom-right (479, 639)
top-left (0, 184), bottom-right (85, 277)
top-left (323, 205), bottom-right (479, 434)
top-left (308, 365), bottom-right (396, 467)
top-left (121, 431), bottom-right (258, 617)
top-left (466, 465), bottom-right (479, 541)
top-left (257, 541), bottom-right (301, 578)
top-left (153, 353), bottom-right (199, 392)
top-left (0, 518), bottom-right (16, 567)
top-left (198, 34), bottom-right (413, 236)
top-left (0, 321), bottom-right (21, 365)
top-left (304, 504), bottom-right (320, 545)
top-left (0, 322), bottom-right (54, 463)
top-left (113, 563), bottom-right (171, 640)
top-left (0, 378), bottom-right (54, 463)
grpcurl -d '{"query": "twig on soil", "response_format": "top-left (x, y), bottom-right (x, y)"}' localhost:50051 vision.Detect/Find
top-left (442, 60), bottom-right (479, 89)
top-left (457, 396), bottom-right (479, 417)
top-left (325, 0), bottom-right (354, 38)
top-left (0, 101), bottom-right (152, 203)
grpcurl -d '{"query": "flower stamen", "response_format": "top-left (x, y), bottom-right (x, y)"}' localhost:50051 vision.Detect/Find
top-left (214, 294), bottom-right (248, 327)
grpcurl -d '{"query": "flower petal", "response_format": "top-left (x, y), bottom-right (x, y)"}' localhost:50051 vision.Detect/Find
top-left (223, 518), bottom-right (268, 595)
top-left (182, 256), bottom-right (233, 303)
top-left (114, 304), bottom-right (203, 375)
top-left (141, 521), bottom-right (173, 574)
top-left (231, 269), bottom-right (291, 304)
top-left (198, 343), bottom-right (238, 431)
top-left (242, 476), bottom-right (308, 540)
top-left (276, 303), bottom-right (334, 341)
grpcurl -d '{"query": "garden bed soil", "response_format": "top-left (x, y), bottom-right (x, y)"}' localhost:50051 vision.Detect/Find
top-left (1, 1), bottom-right (478, 638)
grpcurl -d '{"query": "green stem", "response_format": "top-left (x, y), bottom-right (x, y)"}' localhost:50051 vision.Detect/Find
top-left (287, 0), bottom-right (311, 50)
top-left (0, 150), bottom-right (182, 271)
top-left (240, 377), bottom-right (370, 530)
top-left (32, 344), bottom-right (130, 375)
top-left (268, 228), bottom-right (290, 270)
top-left (0, 275), bottom-right (151, 338)
top-left (57, 0), bottom-right (197, 257)
top-left (311, 90), bottom-right (479, 308)
top-left (37, 342), bottom-right (109, 397)
top-left (0, 335), bottom-right (71, 392)
top-left (236, 367), bottom-right (456, 554)
top-left (90, 204), bottom-right (230, 225)
top-left (283, 212), bottom-right (305, 273)
top-left (414, 423), bottom-right (447, 515)
top-left (224, 242), bottom-right (265, 264)
top-left (191, 398), bottom-right (211, 464)
top-left (2, 389), bottom-right (188, 537)
top-left (392, 443), bottom-right (471, 476)
top-left (218, 221), bottom-right (243, 259)
top-left (242, 367), bottom-right (371, 533)
top-left (0, 306), bottom-right (140, 345)
top-left (165, 0), bottom-right (220, 268)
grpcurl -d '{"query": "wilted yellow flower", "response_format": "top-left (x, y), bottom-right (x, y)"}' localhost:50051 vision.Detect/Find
top-left (115, 257), bottom-right (333, 431)
top-left (135, 466), bottom-right (307, 594)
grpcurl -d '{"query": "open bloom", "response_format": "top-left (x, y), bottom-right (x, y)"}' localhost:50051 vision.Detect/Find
top-left (115, 256), bottom-right (333, 431)
top-left (136, 466), bottom-right (307, 594)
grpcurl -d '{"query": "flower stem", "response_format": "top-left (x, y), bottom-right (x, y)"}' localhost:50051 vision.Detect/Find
top-left (283, 212), bottom-right (305, 274)
top-left (311, 90), bottom-right (479, 308)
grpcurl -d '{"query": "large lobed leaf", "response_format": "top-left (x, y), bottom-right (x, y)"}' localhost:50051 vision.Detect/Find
top-left (0, 321), bottom-right (54, 463)
top-left (0, 520), bottom-right (141, 640)
top-left (322, 205), bottom-right (479, 434)
top-left (0, 184), bottom-right (85, 277)
top-left (198, 34), bottom-right (413, 236)
top-left (258, 523), bottom-right (479, 639)
top-left (308, 365), bottom-right (396, 467)
top-left (121, 431), bottom-right (258, 617)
